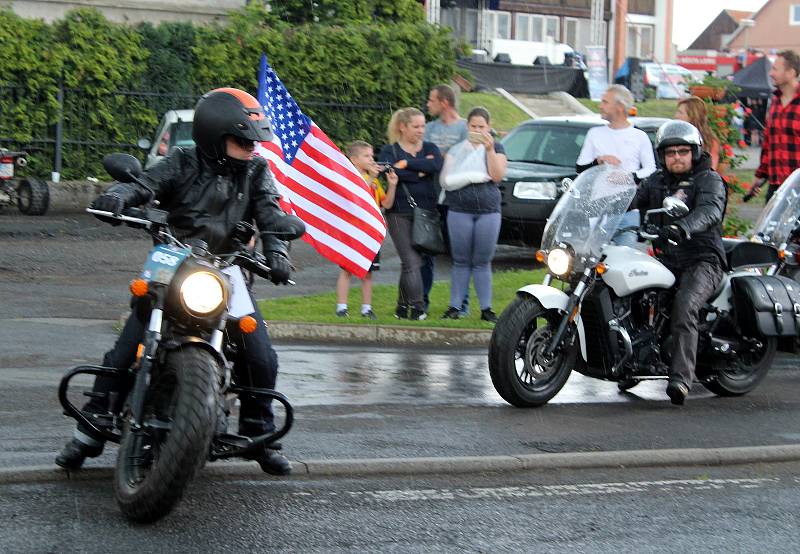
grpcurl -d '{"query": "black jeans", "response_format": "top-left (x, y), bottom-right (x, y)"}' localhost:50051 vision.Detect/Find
top-left (667, 260), bottom-right (724, 386)
top-left (79, 296), bottom-right (279, 441)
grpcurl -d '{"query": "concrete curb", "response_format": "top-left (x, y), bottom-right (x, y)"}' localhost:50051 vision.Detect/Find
top-left (46, 181), bottom-right (108, 213)
top-left (4, 444), bottom-right (800, 485)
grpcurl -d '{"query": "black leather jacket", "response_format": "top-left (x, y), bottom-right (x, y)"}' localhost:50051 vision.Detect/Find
top-left (631, 152), bottom-right (726, 270)
top-left (106, 147), bottom-right (289, 257)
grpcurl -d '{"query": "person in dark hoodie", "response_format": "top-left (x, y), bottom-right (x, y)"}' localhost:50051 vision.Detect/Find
top-left (55, 88), bottom-right (302, 475)
top-left (630, 120), bottom-right (727, 406)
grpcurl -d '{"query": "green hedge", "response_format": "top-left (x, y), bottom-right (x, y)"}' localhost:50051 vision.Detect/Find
top-left (0, 3), bottom-right (455, 179)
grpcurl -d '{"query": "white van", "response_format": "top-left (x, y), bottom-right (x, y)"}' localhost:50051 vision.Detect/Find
top-left (139, 109), bottom-right (195, 169)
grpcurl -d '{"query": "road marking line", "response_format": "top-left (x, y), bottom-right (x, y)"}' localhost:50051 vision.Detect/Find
top-left (293, 478), bottom-right (780, 503)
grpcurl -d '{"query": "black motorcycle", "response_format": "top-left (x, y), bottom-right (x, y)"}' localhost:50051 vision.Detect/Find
top-left (59, 153), bottom-right (304, 523)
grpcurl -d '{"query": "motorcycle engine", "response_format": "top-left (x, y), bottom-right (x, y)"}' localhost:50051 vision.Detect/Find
top-left (614, 291), bottom-right (670, 374)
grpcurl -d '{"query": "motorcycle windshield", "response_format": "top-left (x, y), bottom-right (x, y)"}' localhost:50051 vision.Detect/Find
top-left (541, 165), bottom-right (637, 260)
top-left (752, 169), bottom-right (800, 246)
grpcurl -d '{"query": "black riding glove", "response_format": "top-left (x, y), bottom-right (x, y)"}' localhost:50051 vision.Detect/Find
top-left (658, 224), bottom-right (684, 246)
top-left (264, 251), bottom-right (292, 285)
top-left (90, 192), bottom-right (124, 226)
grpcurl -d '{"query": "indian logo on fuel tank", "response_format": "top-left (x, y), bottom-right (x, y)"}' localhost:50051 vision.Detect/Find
top-left (628, 268), bottom-right (648, 277)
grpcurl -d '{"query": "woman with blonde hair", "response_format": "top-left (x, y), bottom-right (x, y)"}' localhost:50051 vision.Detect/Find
top-left (377, 107), bottom-right (443, 320)
top-left (675, 96), bottom-right (721, 170)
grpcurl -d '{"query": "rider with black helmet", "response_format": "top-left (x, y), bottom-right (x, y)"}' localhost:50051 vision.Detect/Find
top-left (630, 120), bottom-right (727, 406)
top-left (56, 88), bottom-right (299, 475)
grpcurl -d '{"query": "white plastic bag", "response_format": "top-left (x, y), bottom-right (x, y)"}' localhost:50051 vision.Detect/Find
top-left (440, 141), bottom-right (490, 192)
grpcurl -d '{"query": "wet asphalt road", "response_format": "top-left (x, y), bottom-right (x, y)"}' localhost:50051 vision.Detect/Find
top-left (2, 462), bottom-right (800, 552)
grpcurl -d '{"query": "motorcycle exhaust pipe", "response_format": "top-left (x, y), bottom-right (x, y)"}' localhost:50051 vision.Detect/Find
top-left (15, 156), bottom-right (27, 167)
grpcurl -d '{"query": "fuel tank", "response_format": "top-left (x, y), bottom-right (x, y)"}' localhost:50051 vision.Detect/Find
top-left (601, 245), bottom-right (675, 297)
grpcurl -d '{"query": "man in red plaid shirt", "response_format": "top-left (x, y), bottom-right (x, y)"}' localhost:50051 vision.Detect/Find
top-left (745, 50), bottom-right (800, 203)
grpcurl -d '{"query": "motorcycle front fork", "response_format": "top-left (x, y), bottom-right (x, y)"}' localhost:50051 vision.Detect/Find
top-left (544, 267), bottom-right (594, 357)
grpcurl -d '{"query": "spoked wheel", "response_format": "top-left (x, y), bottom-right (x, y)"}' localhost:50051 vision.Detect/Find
top-left (114, 348), bottom-right (218, 523)
top-left (702, 336), bottom-right (776, 396)
top-left (488, 296), bottom-right (576, 407)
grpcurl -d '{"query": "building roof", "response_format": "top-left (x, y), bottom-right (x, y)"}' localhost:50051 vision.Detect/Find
top-left (686, 9), bottom-right (753, 51)
top-left (724, 9), bottom-right (754, 23)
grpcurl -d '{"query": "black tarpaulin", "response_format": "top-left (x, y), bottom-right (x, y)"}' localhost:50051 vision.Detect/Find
top-left (732, 56), bottom-right (773, 99)
top-left (456, 59), bottom-right (589, 97)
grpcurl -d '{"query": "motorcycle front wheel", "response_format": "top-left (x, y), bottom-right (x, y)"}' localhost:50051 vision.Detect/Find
top-left (488, 295), bottom-right (576, 407)
top-left (114, 347), bottom-right (218, 523)
top-left (702, 336), bottom-right (776, 396)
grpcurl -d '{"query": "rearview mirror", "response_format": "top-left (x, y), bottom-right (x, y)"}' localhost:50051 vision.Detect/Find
top-left (663, 196), bottom-right (689, 217)
top-left (102, 153), bottom-right (143, 183)
top-left (137, 138), bottom-right (152, 151)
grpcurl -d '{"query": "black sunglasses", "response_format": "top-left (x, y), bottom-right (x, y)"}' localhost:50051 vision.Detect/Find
top-left (231, 135), bottom-right (255, 148)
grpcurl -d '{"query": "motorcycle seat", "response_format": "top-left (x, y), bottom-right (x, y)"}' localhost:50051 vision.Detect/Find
top-left (722, 238), bottom-right (779, 270)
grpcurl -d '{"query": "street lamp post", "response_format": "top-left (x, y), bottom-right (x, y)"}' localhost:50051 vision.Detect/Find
top-left (740, 18), bottom-right (755, 67)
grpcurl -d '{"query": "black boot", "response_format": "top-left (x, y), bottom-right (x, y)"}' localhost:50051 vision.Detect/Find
top-left (666, 380), bottom-right (689, 406)
top-left (246, 446), bottom-right (291, 475)
top-left (55, 438), bottom-right (103, 470)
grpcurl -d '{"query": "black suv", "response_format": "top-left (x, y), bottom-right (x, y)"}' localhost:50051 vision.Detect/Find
top-left (497, 115), bottom-right (667, 247)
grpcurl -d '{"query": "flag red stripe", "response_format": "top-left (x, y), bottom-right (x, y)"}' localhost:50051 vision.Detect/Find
top-left (287, 202), bottom-right (376, 261)
top-left (296, 142), bottom-right (383, 219)
top-left (262, 144), bottom-right (385, 244)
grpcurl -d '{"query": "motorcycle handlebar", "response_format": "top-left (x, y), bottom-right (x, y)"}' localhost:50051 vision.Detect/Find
top-left (86, 207), bottom-right (151, 227)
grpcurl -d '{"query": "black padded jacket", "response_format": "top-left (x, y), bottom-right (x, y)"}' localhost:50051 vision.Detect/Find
top-left (104, 147), bottom-right (289, 257)
top-left (631, 152), bottom-right (727, 270)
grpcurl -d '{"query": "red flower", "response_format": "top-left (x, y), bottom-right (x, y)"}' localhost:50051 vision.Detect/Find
top-left (723, 144), bottom-right (734, 156)
top-left (738, 139), bottom-right (747, 148)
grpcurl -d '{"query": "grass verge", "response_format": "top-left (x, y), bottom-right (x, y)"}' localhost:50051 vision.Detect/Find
top-left (459, 92), bottom-right (531, 133)
top-left (578, 98), bottom-right (679, 118)
top-left (257, 268), bottom-right (547, 329)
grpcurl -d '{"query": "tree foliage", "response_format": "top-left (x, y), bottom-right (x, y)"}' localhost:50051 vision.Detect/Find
top-left (0, 4), bottom-right (456, 178)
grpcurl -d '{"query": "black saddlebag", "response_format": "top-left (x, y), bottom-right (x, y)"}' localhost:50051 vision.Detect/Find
top-left (731, 275), bottom-right (800, 337)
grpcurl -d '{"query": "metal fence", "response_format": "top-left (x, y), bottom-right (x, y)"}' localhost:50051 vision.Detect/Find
top-left (0, 82), bottom-right (393, 181)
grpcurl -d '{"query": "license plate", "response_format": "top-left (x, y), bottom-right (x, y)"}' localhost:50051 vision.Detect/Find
top-left (0, 164), bottom-right (13, 178)
top-left (141, 245), bottom-right (190, 284)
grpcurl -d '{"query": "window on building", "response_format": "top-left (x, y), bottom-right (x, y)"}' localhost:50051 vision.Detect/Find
top-left (563, 17), bottom-right (606, 51)
top-left (627, 24), bottom-right (654, 58)
top-left (515, 14), bottom-right (560, 42)
top-left (465, 9), bottom-right (479, 45)
top-left (791, 5), bottom-right (800, 25)
top-left (565, 18), bottom-right (578, 48)
top-left (486, 10), bottom-right (511, 39)
top-left (441, 7), bottom-right (460, 33)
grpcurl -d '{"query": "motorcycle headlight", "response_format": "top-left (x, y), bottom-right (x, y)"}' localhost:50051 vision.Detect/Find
top-left (180, 271), bottom-right (225, 315)
top-left (546, 248), bottom-right (572, 276)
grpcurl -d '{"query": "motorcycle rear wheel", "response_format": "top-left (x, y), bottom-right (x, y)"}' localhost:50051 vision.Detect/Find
top-left (702, 336), bottom-right (776, 396)
top-left (114, 347), bottom-right (218, 523)
top-left (488, 295), bottom-right (576, 407)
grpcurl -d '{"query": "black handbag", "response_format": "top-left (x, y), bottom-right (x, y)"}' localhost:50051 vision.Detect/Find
top-left (402, 183), bottom-right (446, 256)
top-left (731, 274), bottom-right (800, 337)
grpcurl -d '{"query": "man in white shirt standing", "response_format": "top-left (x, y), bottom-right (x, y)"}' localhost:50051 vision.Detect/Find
top-left (576, 84), bottom-right (656, 246)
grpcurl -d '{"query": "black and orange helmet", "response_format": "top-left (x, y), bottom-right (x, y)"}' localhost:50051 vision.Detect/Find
top-left (192, 87), bottom-right (273, 165)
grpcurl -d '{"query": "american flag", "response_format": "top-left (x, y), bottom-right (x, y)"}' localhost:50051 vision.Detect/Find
top-left (254, 53), bottom-right (386, 279)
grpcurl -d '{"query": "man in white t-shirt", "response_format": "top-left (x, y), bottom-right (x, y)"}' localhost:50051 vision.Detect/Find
top-left (576, 84), bottom-right (656, 245)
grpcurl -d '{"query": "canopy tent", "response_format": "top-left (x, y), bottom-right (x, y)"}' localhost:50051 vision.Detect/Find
top-left (732, 56), bottom-right (773, 99)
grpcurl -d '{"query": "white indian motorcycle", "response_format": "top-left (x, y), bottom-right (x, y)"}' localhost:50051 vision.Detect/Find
top-left (489, 165), bottom-right (800, 407)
